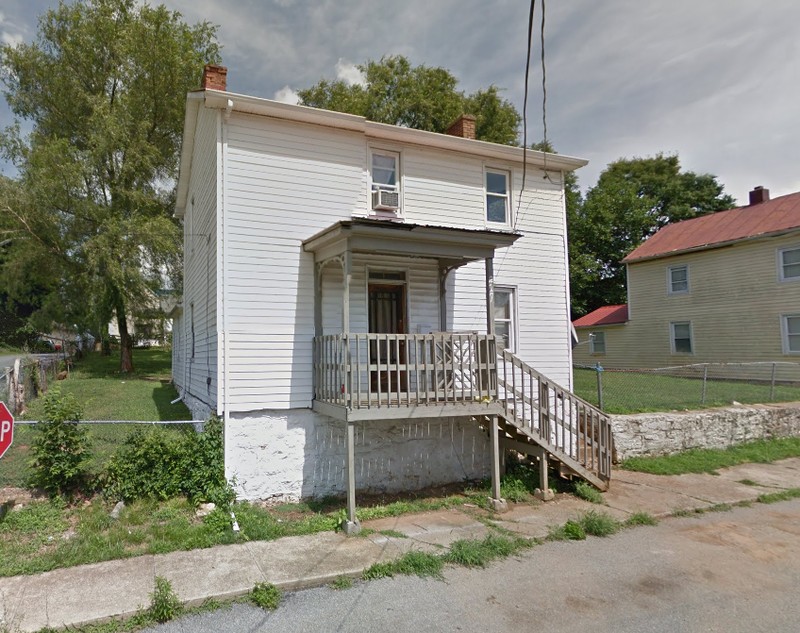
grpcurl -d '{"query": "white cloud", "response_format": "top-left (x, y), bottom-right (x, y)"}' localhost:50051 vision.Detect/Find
top-left (1, 31), bottom-right (23, 47)
top-left (273, 85), bottom-right (300, 105)
top-left (335, 59), bottom-right (366, 87)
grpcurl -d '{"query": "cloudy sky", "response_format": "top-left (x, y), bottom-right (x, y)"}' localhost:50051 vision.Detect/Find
top-left (2, 0), bottom-right (798, 204)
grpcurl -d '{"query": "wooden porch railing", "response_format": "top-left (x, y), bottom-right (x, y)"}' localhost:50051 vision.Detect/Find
top-left (497, 350), bottom-right (613, 484)
top-left (313, 333), bottom-right (498, 409)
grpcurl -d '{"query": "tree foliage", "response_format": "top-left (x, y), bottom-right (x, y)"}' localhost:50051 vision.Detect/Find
top-left (298, 55), bottom-right (521, 144)
top-left (0, 0), bottom-right (220, 370)
top-left (569, 154), bottom-right (735, 316)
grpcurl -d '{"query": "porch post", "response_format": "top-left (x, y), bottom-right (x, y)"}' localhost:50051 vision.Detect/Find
top-left (534, 446), bottom-right (555, 501)
top-left (313, 261), bottom-right (322, 338)
top-left (342, 251), bottom-right (352, 333)
top-left (344, 420), bottom-right (360, 533)
top-left (488, 415), bottom-right (508, 513)
top-left (341, 249), bottom-right (360, 534)
top-left (438, 264), bottom-right (451, 332)
top-left (485, 256), bottom-right (495, 335)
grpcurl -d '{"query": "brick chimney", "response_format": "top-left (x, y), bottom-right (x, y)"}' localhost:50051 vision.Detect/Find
top-left (202, 64), bottom-right (227, 91)
top-left (748, 185), bottom-right (770, 206)
top-left (445, 114), bottom-right (477, 140)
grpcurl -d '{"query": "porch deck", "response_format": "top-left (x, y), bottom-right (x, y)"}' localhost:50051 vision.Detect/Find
top-left (313, 332), bottom-right (501, 421)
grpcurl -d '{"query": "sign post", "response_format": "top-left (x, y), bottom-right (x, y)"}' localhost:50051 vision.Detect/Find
top-left (0, 401), bottom-right (13, 459)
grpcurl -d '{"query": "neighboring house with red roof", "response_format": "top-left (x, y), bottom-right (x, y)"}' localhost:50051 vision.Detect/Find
top-left (573, 186), bottom-right (800, 369)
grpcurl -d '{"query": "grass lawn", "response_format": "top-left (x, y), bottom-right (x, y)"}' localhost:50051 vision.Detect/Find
top-left (621, 437), bottom-right (800, 475)
top-left (1, 349), bottom-right (191, 489)
top-left (574, 368), bottom-right (800, 414)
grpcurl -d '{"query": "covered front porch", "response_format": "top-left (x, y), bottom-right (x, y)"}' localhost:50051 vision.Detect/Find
top-left (303, 218), bottom-right (520, 531)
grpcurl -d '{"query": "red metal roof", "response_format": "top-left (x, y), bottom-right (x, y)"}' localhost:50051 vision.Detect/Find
top-left (573, 304), bottom-right (628, 328)
top-left (623, 190), bottom-right (800, 263)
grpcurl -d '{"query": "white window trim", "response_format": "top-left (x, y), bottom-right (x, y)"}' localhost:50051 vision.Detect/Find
top-left (494, 286), bottom-right (518, 352)
top-left (368, 148), bottom-right (402, 215)
top-left (777, 246), bottom-right (800, 282)
top-left (781, 314), bottom-right (800, 355)
top-left (667, 264), bottom-right (690, 295)
top-left (589, 331), bottom-right (606, 355)
top-left (485, 167), bottom-right (512, 228)
top-left (670, 320), bottom-right (693, 355)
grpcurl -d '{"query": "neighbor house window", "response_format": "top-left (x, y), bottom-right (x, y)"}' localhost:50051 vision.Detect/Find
top-left (782, 315), bottom-right (800, 354)
top-left (494, 287), bottom-right (516, 351)
top-left (486, 169), bottom-right (510, 225)
top-left (590, 331), bottom-right (606, 354)
top-left (668, 264), bottom-right (689, 294)
top-left (670, 321), bottom-right (693, 354)
top-left (779, 247), bottom-right (800, 281)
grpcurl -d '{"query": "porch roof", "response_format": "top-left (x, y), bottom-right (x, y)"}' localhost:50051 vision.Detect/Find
top-left (302, 218), bottom-right (521, 267)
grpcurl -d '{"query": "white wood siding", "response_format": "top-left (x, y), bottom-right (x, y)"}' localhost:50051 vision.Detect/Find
top-left (178, 106), bottom-right (219, 411)
top-left (219, 111), bottom-right (574, 411)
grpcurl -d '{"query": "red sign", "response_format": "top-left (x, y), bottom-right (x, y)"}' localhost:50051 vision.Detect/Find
top-left (0, 402), bottom-right (13, 459)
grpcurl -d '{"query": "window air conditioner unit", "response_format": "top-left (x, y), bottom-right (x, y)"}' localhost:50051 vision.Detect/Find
top-left (372, 189), bottom-right (400, 211)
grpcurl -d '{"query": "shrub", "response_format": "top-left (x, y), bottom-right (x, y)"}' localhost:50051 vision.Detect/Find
top-left (148, 576), bottom-right (182, 623)
top-left (28, 388), bottom-right (91, 497)
top-left (102, 417), bottom-right (234, 505)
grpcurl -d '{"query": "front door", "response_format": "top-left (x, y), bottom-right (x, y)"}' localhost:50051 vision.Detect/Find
top-left (368, 279), bottom-right (407, 394)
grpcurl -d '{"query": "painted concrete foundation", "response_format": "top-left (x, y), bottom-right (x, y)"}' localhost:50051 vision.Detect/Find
top-left (611, 403), bottom-right (800, 460)
top-left (225, 409), bottom-right (492, 501)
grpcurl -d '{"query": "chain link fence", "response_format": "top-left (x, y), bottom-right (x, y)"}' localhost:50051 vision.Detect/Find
top-left (574, 362), bottom-right (800, 414)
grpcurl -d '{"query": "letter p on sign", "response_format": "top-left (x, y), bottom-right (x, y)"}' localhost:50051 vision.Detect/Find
top-left (0, 401), bottom-right (13, 459)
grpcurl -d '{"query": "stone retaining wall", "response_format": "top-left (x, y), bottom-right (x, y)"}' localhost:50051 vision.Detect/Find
top-left (611, 403), bottom-right (800, 461)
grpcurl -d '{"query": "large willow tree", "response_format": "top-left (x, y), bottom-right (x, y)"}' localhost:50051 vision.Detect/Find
top-left (0, 0), bottom-right (220, 371)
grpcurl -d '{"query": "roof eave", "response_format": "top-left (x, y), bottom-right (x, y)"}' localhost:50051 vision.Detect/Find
top-left (202, 89), bottom-right (588, 172)
top-left (174, 92), bottom-right (205, 219)
top-left (624, 226), bottom-right (800, 264)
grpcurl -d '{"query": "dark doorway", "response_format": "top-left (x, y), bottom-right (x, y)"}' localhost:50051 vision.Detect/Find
top-left (368, 278), bottom-right (407, 394)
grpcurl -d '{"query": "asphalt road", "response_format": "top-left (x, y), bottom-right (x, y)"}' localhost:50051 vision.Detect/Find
top-left (144, 499), bottom-right (800, 633)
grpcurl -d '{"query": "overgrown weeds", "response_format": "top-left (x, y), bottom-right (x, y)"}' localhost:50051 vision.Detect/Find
top-left (573, 481), bottom-right (604, 504)
top-left (250, 582), bottom-right (281, 610)
top-left (148, 576), bottom-right (182, 623)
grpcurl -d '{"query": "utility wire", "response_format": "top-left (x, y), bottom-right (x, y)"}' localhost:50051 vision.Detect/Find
top-left (518, 0), bottom-right (536, 205)
top-left (541, 0), bottom-right (549, 178)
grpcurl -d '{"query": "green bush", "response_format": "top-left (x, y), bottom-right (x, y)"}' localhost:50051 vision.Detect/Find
top-left (28, 388), bottom-right (91, 497)
top-left (102, 417), bottom-right (234, 505)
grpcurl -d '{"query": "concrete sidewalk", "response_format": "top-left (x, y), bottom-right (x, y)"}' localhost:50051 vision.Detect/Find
top-left (2, 459), bottom-right (800, 632)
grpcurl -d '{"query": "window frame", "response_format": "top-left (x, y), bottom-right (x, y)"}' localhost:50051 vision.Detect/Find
top-left (493, 286), bottom-right (517, 352)
top-left (589, 331), bottom-right (606, 355)
top-left (485, 168), bottom-right (511, 227)
top-left (670, 320), bottom-right (693, 354)
top-left (781, 314), bottom-right (800, 355)
top-left (368, 147), bottom-right (402, 216)
top-left (667, 264), bottom-right (690, 295)
top-left (778, 246), bottom-right (800, 282)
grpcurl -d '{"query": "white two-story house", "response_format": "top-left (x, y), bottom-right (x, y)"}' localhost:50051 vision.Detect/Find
top-left (172, 66), bottom-right (610, 529)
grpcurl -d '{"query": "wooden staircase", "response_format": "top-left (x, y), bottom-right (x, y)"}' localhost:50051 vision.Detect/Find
top-left (493, 350), bottom-right (612, 490)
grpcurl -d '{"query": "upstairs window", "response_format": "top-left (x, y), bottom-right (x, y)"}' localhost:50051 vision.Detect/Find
top-left (590, 331), bottom-right (606, 354)
top-left (668, 265), bottom-right (689, 294)
top-left (670, 321), bottom-right (693, 354)
top-left (370, 150), bottom-right (401, 213)
top-left (779, 247), bottom-right (800, 281)
top-left (486, 169), bottom-right (510, 225)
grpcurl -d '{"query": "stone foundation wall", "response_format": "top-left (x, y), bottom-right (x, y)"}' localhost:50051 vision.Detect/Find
top-left (611, 403), bottom-right (800, 460)
top-left (225, 409), bottom-right (491, 501)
